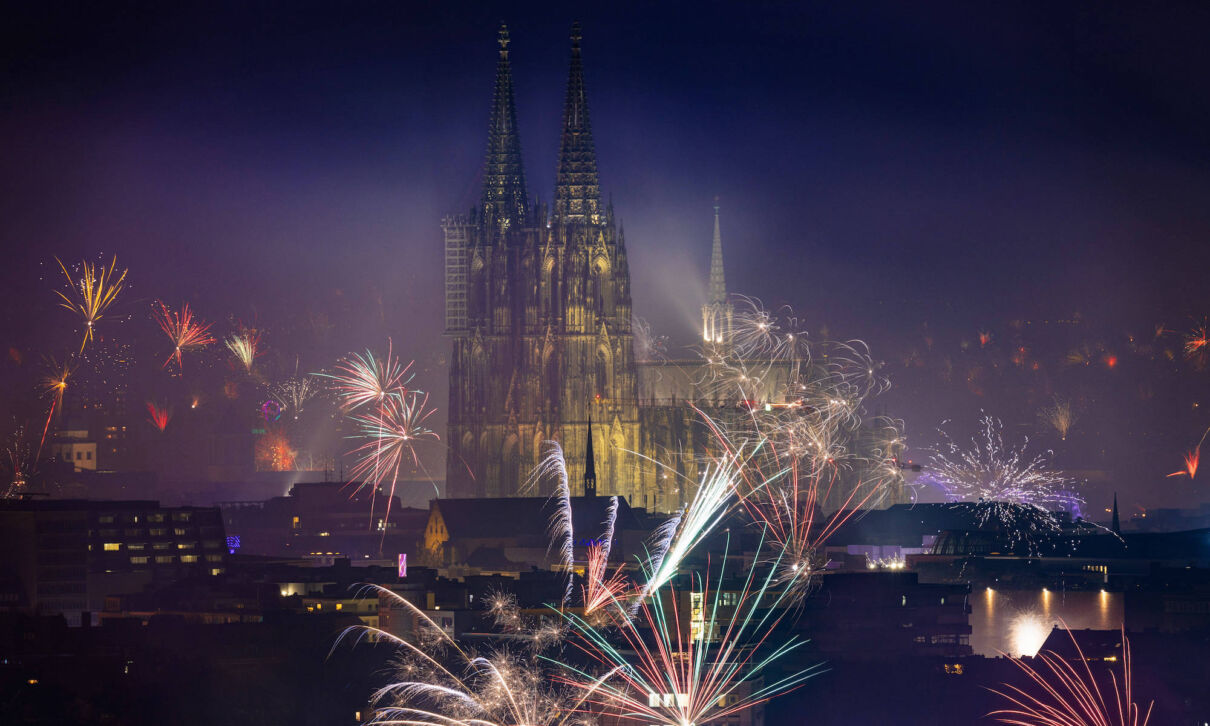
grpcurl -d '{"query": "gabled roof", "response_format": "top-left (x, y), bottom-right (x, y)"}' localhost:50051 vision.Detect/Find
top-left (431, 495), bottom-right (635, 541)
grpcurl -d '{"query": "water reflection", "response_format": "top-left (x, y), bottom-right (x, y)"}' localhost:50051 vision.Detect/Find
top-left (968, 588), bottom-right (1123, 656)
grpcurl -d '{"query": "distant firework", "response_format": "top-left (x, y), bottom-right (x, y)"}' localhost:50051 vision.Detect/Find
top-left (1166, 426), bottom-right (1209, 480)
top-left (990, 626), bottom-right (1152, 726)
top-left (1185, 322), bottom-right (1208, 369)
top-left (145, 401), bottom-right (172, 432)
top-left (3, 424), bottom-right (37, 498)
top-left (153, 301), bottom-right (215, 371)
top-left (255, 427), bottom-right (296, 471)
top-left (224, 329), bottom-right (261, 373)
top-left (271, 376), bottom-right (321, 418)
top-left (54, 256), bottom-right (128, 354)
top-left (1038, 396), bottom-right (1077, 441)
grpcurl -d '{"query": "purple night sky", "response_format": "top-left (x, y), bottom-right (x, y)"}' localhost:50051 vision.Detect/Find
top-left (2, 1), bottom-right (1209, 510)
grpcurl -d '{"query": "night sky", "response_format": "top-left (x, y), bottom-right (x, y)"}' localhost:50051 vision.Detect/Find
top-left (3, 1), bottom-right (1209, 509)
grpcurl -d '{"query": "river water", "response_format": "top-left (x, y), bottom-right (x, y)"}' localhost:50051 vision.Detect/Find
top-left (967, 587), bottom-right (1124, 656)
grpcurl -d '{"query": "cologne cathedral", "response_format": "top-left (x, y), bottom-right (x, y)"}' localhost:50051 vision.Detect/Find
top-left (443, 24), bottom-right (646, 506)
top-left (443, 25), bottom-right (896, 512)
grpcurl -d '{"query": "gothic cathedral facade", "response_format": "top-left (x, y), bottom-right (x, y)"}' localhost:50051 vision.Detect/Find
top-left (443, 25), bottom-right (644, 506)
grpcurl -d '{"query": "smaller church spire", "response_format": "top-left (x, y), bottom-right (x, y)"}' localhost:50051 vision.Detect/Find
top-left (584, 414), bottom-right (597, 497)
top-left (702, 197), bottom-right (734, 345)
top-left (709, 197), bottom-right (726, 304)
top-left (1111, 492), bottom-right (1120, 534)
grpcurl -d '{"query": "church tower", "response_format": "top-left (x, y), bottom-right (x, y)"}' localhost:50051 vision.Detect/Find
top-left (444, 25), bottom-right (643, 505)
top-left (701, 199), bottom-right (733, 345)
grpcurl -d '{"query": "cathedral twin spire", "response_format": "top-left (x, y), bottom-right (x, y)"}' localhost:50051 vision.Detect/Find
top-left (481, 24), bottom-right (528, 232)
top-left (480, 22), bottom-right (603, 231)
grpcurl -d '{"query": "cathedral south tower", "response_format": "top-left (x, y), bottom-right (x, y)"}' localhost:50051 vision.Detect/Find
top-left (444, 25), bottom-right (642, 504)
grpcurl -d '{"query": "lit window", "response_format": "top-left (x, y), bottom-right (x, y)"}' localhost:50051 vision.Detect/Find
top-left (177, 542), bottom-right (195, 550)
top-left (173, 528), bottom-right (186, 536)
top-left (103, 543), bottom-right (121, 551)
top-left (130, 556), bottom-right (149, 565)
top-left (154, 555), bottom-right (174, 564)
top-left (180, 555), bottom-right (198, 563)
top-left (335, 603), bottom-right (343, 611)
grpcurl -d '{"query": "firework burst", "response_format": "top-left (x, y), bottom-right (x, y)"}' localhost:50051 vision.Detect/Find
top-left (153, 302), bottom-right (215, 371)
top-left (924, 416), bottom-right (1078, 549)
top-left (36, 355), bottom-right (78, 458)
top-left (320, 342), bottom-right (413, 413)
top-left (990, 626), bottom-right (1152, 726)
top-left (54, 256), bottom-right (128, 353)
top-left (347, 389), bottom-right (439, 523)
top-left (555, 536), bottom-right (820, 726)
top-left (336, 585), bottom-right (610, 726)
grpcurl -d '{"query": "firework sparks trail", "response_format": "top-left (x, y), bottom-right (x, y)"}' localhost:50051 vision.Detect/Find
top-left (347, 389), bottom-right (438, 525)
top-left (334, 585), bottom-right (610, 726)
top-left (54, 256), bottom-right (128, 354)
top-left (553, 536), bottom-right (821, 726)
top-left (990, 625), bottom-right (1152, 726)
top-left (153, 302), bottom-right (215, 371)
top-left (1167, 427), bottom-right (1209, 480)
top-left (525, 441), bottom-right (575, 605)
top-left (923, 416), bottom-right (1079, 551)
top-left (319, 342), bottom-right (413, 413)
top-left (582, 496), bottom-right (628, 616)
top-left (1039, 397), bottom-right (1078, 441)
top-left (145, 401), bottom-right (172, 432)
top-left (640, 453), bottom-right (741, 603)
top-left (224, 329), bottom-right (261, 373)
